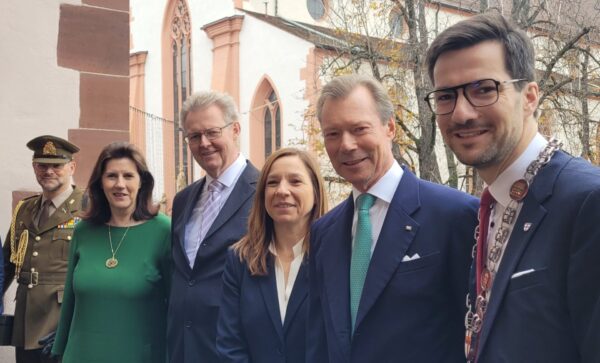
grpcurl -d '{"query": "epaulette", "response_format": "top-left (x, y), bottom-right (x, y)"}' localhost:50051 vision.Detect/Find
top-left (18, 194), bottom-right (41, 206)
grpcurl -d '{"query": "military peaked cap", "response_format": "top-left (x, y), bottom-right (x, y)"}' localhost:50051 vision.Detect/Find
top-left (27, 135), bottom-right (80, 164)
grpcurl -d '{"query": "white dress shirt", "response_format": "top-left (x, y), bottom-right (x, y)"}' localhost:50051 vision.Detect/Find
top-left (351, 161), bottom-right (403, 253)
top-left (486, 133), bottom-right (548, 278)
top-left (184, 153), bottom-right (247, 266)
top-left (269, 239), bottom-right (304, 323)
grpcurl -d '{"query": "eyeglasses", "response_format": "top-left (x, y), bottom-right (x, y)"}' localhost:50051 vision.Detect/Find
top-left (424, 78), bottom-right (527, 115)
top-left (184, 122), bottom-right (233, 144)
top-left (33, 162), bottom-right (67, 172)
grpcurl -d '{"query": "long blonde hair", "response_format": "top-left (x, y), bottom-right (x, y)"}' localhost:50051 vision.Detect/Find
top-left (233, 148), bottom-right (328, 275)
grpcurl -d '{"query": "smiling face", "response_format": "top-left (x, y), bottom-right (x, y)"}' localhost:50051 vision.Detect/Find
top-left (432, 41), bottom-right (539, 181)
top-left (33, 161), bottom-right (75, 198)
top-left (320, 86), bottom-right (396, 192)
top-left (264, 155), bottom-right (316, 229)
top-left (101, 158), bottom-right (141, 217)
top-left (183, 104), bottom-right (240, 178)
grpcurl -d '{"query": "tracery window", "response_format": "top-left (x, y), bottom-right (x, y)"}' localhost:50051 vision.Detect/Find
top-left (264, 91), bottom-right (281, 158)
top-left (389, 8), bottom-right (404, 38)
top-left (171, 0), bottom-right (193, 185)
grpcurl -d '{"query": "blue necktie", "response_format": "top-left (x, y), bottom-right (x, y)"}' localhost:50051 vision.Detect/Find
top-left (350, 193), bottom-right (376, 333)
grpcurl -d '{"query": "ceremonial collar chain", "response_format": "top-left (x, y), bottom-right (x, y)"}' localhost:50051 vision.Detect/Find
top-left (465, 137), bottom-right (562, 362)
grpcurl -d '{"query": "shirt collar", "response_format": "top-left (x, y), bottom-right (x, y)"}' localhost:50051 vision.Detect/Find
top-left (352, 161), bottom-right (403, 204)
top-left (205, 153), bottom-right (246, 188)
top-left (42, 185), bottom-right (75, 208)
top-left (268, 238), bottom-right (304, 258)
top-left (489, 133), bottom-right (547, 207)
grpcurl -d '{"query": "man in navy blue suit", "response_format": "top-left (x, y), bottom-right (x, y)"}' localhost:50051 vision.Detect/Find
top-left (307, 74), bottom-right (478, 362)
top-left (167, 91), bottom-right (258, 363)
top-left (426, 13), bottom-right (600, 363)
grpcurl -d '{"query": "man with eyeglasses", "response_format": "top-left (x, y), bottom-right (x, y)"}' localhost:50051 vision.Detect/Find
top-left (426, 13), bottom-right (600, 363)
top-left (3, 135), bottom-right (84, 363)
top-left (167, 91), bottom-right (258, 363)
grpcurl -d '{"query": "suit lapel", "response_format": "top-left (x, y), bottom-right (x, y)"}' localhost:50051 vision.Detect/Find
top-left (283, 261), bottom-right (308, 333)
top-left (23, 196), bottom-right (41, 234)
top-left (171, 179), bottom-right (205, 274)
top-left (204, 163), bottom-right (257, 241)
top-left (355, 168), bottom-right (420, 329)
top-left (259, 258), bottom-right (285, 344)
top-left (179, 178), bottom-right (206, 250)
top-left (476, 152), bottom-right (569, 359)
top-left (321, 198), bottom-right (354, 351)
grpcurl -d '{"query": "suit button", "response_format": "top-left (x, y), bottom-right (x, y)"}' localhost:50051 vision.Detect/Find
top-left (32, 251), bottom-right (38, 257)
top-left (188, 279), bottom-right (195, 286)
top-left (277, 347), bottom-right (283, 356)
top-left (184, 321), bottom-right (192, 328)
top-left (35, 236), bottom-right (41, 241)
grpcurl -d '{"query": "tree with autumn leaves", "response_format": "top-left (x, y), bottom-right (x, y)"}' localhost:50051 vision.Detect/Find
top-left (307, 0), bottom-right (599, 194)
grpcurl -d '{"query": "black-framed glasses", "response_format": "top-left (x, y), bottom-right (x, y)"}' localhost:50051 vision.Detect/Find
top-left (184, 122), bottom-right (233, 144)
top-left (424, 78), bottom-right (527, 115)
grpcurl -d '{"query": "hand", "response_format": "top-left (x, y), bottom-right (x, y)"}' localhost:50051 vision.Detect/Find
top-left (38, 331), bottom-right (56, 357)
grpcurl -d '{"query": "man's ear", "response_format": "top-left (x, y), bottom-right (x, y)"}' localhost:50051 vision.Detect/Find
top-left (386, 117), bottom-right (396, 138)
top-left (68, 161), bottom-right (77, 175)
top-left (522, 81), bottom-right (539, 117)
top-left (232, 121), bottom-right (241, 137)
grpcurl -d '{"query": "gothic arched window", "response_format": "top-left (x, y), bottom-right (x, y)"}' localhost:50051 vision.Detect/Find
top-left (170, 0), bottom-right (193, 185)
top-left (249, 77), bottom-right (282, 166)
top-left (264, 90), bottom-right (281, 158)
top-left (307, 0), bottom-right (326, 20)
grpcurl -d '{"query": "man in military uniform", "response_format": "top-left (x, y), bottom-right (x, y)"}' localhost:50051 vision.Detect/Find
top-left (3, 135), bottom-right (84, 363)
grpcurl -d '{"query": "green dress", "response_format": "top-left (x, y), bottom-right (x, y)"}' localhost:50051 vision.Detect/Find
top-left (52, 214), bottom-right (171, 363)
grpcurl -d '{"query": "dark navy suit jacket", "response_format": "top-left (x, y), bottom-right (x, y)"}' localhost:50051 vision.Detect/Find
top-left (0, 237), bottom-right (3, 313)
top-left (475, 151), bottom-right (600, 363)
top-left (167, 162), bottom-right (258, 363)
top-left (217, 249), bottom-right (308, 363)
top-left (307, 166), bottom-right (478, 363)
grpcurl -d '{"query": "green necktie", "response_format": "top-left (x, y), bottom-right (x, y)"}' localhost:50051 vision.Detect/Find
top-left (350, 193), bottom-right (376, 333)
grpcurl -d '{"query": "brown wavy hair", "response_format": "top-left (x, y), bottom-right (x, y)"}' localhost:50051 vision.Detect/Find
top-left (85, 142), bottom-right (158, 224)
top-left (233, 147), bottom-right (328, 275)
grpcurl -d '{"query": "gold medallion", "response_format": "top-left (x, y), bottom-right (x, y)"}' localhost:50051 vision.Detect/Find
top-left (107, 225), bottom-right (130, 269)
top-left (509, 179), bottom-right (529, 201)
top-left (105, 257), bottom-right (118, 268)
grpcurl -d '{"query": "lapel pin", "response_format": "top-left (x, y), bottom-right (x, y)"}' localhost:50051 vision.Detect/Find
top-left (405, 225), bottom-right (412, 231)
top-left (523, 223), bottom-right (532, 232)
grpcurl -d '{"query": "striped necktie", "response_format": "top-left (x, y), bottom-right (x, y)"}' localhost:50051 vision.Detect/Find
top-left (199, 180), bottom-right (224, 242)
top-left (350, 193), bottom-right (376, 333)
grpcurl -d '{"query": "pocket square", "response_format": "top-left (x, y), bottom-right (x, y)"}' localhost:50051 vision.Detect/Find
top-left (402, 253), bottom-right (420, 262)
top-left (511, 268), bottom-right (535, 279)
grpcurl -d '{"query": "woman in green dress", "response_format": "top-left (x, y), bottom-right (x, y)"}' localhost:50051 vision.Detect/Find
top-left (52, 142), bottom-right (170, 363)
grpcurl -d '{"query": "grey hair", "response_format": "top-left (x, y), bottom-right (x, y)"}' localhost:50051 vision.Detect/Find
top-left (316, 74), bottom-right (395, 124)
top-left (180, 91), bottom-right (239, 128)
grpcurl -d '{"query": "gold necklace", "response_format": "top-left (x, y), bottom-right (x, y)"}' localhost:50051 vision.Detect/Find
top-left (106, 225), bottom-right (130, 269)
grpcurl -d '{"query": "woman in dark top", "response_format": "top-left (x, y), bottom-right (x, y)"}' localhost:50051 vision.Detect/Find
top-left (217, 147), bottom-right (327, 363)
